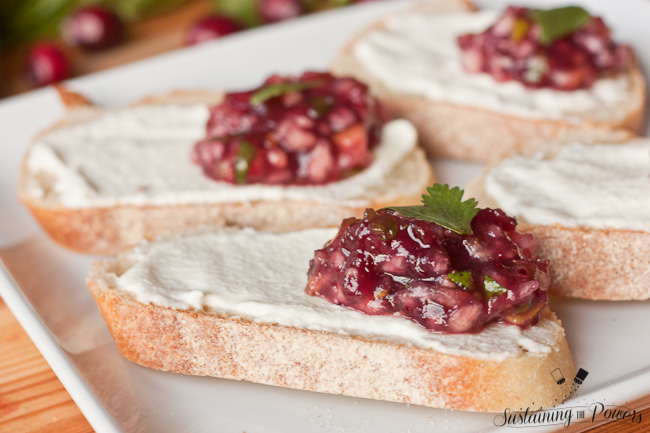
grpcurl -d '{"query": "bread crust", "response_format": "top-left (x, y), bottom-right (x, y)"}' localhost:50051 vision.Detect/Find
top-left (519, 224), bottom-right (650, 301)
top-left (88, 259), bottom-right (575, 412)
top-left (20, 187), bottom-right (430, 256)
top-left (18, 88), bottom-right (435, 255)
top-left (330, 0), bottom-right (647, 162)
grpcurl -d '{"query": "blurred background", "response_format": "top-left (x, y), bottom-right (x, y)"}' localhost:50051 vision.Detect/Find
top-left (0, 0), bottom-right (376, 99)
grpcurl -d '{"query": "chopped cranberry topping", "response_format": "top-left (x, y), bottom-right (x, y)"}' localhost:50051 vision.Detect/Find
top-left (457, 6), bottom-right (629, 90)
top-left (192, 72), bottom-right (387, 185)
top-left (306, 208), bottom-right (549, 334)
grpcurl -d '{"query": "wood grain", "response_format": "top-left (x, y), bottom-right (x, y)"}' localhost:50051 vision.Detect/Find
top-left (556, 396), bottom-right (650, 433)
top-left (0, 297), bottom-right (93, 433)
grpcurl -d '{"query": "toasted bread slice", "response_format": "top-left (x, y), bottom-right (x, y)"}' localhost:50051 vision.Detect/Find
top-left (468, 131), bottom-right (650, 300)
top-left (331, 0), bottom-right (646, 162)
top-left (87, 228), bottom-right (574, 412)
top-left (18, 88), bottom-right (434, 255)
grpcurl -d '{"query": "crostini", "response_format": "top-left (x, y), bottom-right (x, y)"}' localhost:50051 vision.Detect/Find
top-left (87, 185), bottom-right (574, 411)
top-left (18, 72), bottom-right (434, 254)
top-left (331, 0), bottom-right (645, 161)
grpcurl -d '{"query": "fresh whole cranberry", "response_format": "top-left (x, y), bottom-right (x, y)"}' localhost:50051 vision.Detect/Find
top-left (192, 71), bottom-right (388, 185)
top-left (259, 0), bottom-right (304, 23)
top-left (27, 43), bottom-right (69, 87)
top-left (185, 15), bottom-right (243, 46)
top-left (62, 5), bottom-right (125, 51)
top-left (306, 208), bottom-right (549, 334)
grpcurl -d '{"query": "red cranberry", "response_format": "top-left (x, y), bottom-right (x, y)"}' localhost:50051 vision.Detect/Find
top-left (259, 0), bottom-right (303, 23)
top-left (27, 43), bottom-right (69, 87)
top-left (62, 6), bottom-right (125, 51)
top-left (306, 208), bottom-right (549, 334)
top-left (185, 16), bottom-right (243, 46)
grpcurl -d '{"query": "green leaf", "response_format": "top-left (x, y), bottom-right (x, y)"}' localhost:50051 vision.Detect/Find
top-left (234, 140), bottom-right (256, 185)
top-left (301, 0), bottom-right (352, 13)
top-left (2, 0), bottom-right (89, 46)
top-left (529, 6), bottom-right (591, 46)
top-left (105, 0), bottom-right (190, 20)
top-left (309, 95), bottom-right (332, 117)
top-left (0, 0), bottom-right (190, 46)
top-left (249, 80), bottom-right (322, 105)
top-left (212, 0), bottom-right (261, 27)
top-left (388, 184), bottom-right (479, 234)
top-left (448, 271), bottom-right (473, 291)
top-left (483, 276), bottom-right (507, 299)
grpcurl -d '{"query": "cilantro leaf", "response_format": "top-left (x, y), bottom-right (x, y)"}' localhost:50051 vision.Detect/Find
top-left (234, 140), bottom-right (256, 184)
top-left (483, 276), bottom-right (507, 299)
top-left (448, 271), bottom-right (473, 290)
top-left (529, 6), bottom-right (591, 46)
top-left (250, 80), bottom-right (322, 105)
top-left (388, 184), bottom-right (479, 234)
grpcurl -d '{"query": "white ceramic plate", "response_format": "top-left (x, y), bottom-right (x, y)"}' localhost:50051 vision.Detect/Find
top-left (1, 1), bottom-right (649, 432)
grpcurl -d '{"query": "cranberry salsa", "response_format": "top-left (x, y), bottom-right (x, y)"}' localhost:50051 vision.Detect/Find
top-left (192, 72), bottom-right (387, 185)
top-left (306, 185), bottom-right (549, 334)
top-left (457, 5), bottom-right (629, 90)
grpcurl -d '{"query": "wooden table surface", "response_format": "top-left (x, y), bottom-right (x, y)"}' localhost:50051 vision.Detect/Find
top-left (1, 1), bottom-right (650, 431)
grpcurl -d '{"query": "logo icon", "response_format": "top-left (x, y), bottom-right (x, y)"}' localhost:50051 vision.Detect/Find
top-left (574, 368), bottom-right (589, 385)
top-left (551, 368), bottom-right (565, 385)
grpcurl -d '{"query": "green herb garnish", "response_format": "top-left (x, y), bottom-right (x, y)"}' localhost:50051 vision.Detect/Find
top-left (529, 6), bottom-right (591, 46)
top-left (213, 0), bottom-right (261, 27)
top-left (388, 184), bottom-right (480, 235)
top-left (249, 80), bottom-right (323, 105)
top-left (448, 271), bottom-right (474, 291)
top-left (483, 276), bottom-right (507, 299)
top-left (448, 273), bottom-right (508, 298)
top-left (309, 95), bottom-right (333, 117)
top-left (369, 216), bottom-right (399, 241)
top-left (234, 140), bottom-right (256, 184)
top-left (301, 0), bottom-right (352, 13)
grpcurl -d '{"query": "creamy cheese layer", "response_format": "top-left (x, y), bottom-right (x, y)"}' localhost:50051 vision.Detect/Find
top-left (484, 140), bottom-right (650, 232)
top-left (24, 104), bottom-right (418, 208)
top-left (354, 10), bottom-right (632, 122)
top-left (114, 228), bottom-right (559, 361)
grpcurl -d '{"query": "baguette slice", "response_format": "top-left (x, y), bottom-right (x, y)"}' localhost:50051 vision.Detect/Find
top-left (331, 0), bottom-right (646, 162)
top-left (87, 228), bottom-right (575, 412)
top-left (18, 87), bottom-right (434, 255)
top-left (468, 130), bottom-right (650, 301)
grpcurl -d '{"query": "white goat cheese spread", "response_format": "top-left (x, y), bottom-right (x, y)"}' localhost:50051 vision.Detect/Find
top-left (354, 10), bottom-right (632, 122)
top-left (484, 140), bottom-right (650, 231)
top-left (24, 104), bottom-right (419, 208)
